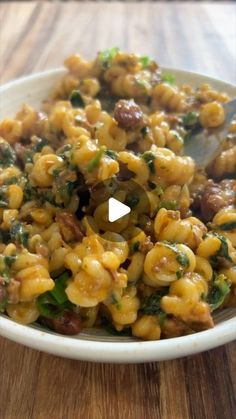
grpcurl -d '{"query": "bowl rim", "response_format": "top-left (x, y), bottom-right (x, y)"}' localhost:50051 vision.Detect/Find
top-left (1, 315), bottom-right (236, 363)
top-left (0, 67), bottom-right (236, 363)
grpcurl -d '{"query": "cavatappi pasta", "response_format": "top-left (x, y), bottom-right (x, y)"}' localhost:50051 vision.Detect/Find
top-left (0, 49), bottom-right (235, 340)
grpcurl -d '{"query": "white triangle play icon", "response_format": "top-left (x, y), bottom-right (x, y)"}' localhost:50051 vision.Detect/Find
top-left (108, 198), bottom-right (130, 222)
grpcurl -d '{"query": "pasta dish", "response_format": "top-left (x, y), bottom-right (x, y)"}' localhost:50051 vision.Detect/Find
top-left (0, 49), bottom-right (235, 340)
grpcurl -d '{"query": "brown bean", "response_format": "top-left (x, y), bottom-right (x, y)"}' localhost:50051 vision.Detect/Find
top-left (116, 162), bottom-right (134, 181)
top-left (44, 311), bottom-right (82, 335)
top-left (199, 180), bottom-right (236, 221)
top-left (114, 99), bottom-right (143, 130)
top-left (139, 236), bottom-right (154, 254)
top-left (56, 211), bottom-right (84, 242)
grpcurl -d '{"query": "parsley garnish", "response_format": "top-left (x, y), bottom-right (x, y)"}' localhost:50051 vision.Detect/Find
top-left (50, 271), bottom-right (70, 305)
top-left (98, 47), bottom-right (120, 69)
top-left (219, 221), bottom-right (236, 231)
top-left (126, 195), bottom-right (139, 208)
top-left (176, 253), bottom-right (189, 268)
top-left (105, 149), bottom-right (117, 160)
top-left (87, 146), bottom-right (106, 172)
top-left (206, 274), bottom-right (231, 311)
top-left (176, 271), bottom-right (182, 280)
top-left (158, 200), bottom-right (178, 210)
top-left (141, 151), bottom-right (156, 174)
top-left (182, 112), bottom-right (199, 129)
top-left (161, 73), bottom-right (176, 85)
top-left (140, 126), bottom-right (149, 137)
top-left (4, 176), bottom-right (18, 185)
top-left (131, 241), bottom-right (140, 253)
top-left (140, 56), bottom-right (152, 68)
top-left (0, 142), bottom-right (16, 168)
top-left (32, 138), bottom-right (49, 152)
top-left (24, 181), bottom-right (37, 201)
top-left (102, 318), bottom-right (132, 336)
top-left (4, 255), bottom-right (16, 267)
top-left (69, 90), bottom-right (85, 108)
top-left (37, 271), bottom-right (74, 318)
top-left (210, 233), bottom-right (232, 263)
top-left (10, 221), bottom-right (29, 247)
top-left (141, 290), bottom-right (167, 316)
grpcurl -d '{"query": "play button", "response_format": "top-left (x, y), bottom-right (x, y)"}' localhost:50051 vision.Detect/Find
top-left (108, 198), bottom-right (131, 222)
top-left (77, 177), bottom-right (150, 242)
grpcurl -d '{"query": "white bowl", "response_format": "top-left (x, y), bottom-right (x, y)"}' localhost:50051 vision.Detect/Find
top-left (0, 68), bottom-right (236, 363)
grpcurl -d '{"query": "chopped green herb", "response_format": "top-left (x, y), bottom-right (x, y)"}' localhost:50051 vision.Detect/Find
top-left (162, 241), bottom-right (178, 253)
top-left (140, 126), bottom-right (149, 137)
top-left (111, 293), bottom-right (119, 305)
top-left (10, 221), bottom-right (29, 247)
top-left (24, 181), bottom-right (37, 201)
top-left (158, 200), bottom-right (178, 210)
top-left (142, 151), bottom-right (156, 174)
top-left (141, 290), bottom-right (166, 315)
top-left (4, 176), bottom-right (18, 185)
top-left (50, 271), bottom-right (70, 305)
top-left (0, 255), bottom-right (12, 284)
top-left (4, 255), bottom-right (16, 267)
top-left (182, 112), bottom-right (199, 129)
top-left (176, 271), bottom-right (182, 280)
top-left (210, 233), bottom-right (233, 263)
top-left (153, 185), bottom-right (164, 195)
top-left (69, 90), bottom-right (85, 108)
top-left (158, 312), bottom-right (167, 327)
top-left (136, 79), bottom-right (150, 90)
top-left (87, 146), bottom-right (106, 172)
top-left (206, 274), bottom-right (231, 311)
top-left (58, 144), bottom-right (72, 160)
top-left (32, 138), bottom-right (49, 152)
top-left (176, 253), bottom-right (189, 268)
top-left (126, 195), bottom-right (139, 208)
top-left (37, 272), bottom-right (74, 319)
top-left (24, 151), bottom-right (33, 164)
top-left (105, 149), bottom-right (117, 160)
top-left (98, 47), bottom-right (119, 69)
top-left (102, 317), bottom-right (132, 336)
top-left (37, 189), bottom-right (59, 206)
top-left (219, 221), bottom-right (236, 231)
top-left (37, 292), bottom-right (62, 318)
top-left (57, 182), bottom-right (74, 204)
top-left (0, 142), bottom-right (16, 168)
top-left (0, 200), bottom-right (8, 208)
top-left (140, 56), bottom-right (152, 68)
top-left (131, 241), bottom-right (140, 252)
top-left (161, 73), bottom-right (176, 85)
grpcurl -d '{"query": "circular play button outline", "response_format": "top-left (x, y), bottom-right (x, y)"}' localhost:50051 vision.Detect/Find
top-left (81, 177), bottom-right (151, 242)
top-left (108, 197), bottom-right (131, 222)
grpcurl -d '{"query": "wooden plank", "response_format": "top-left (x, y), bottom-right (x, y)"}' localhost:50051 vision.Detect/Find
top-left (0, 337), bottom-right (235, 419)
top-left (0, 2), bottom-right (235, 83)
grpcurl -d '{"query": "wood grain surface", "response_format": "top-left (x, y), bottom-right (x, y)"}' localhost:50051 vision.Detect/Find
top-left (0, 2), bottom-right (236, 419)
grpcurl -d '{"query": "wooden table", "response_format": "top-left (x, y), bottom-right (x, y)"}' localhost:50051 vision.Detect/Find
top-left (0, 2), bottom-right (236, 418)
